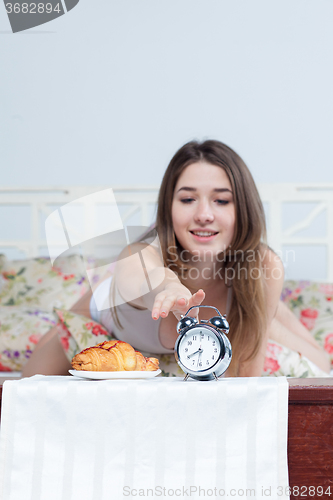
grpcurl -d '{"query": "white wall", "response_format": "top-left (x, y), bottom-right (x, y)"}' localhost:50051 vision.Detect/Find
top-left (1, 0), bottom-right (333, 280)
top-left (1, 0), bottom-right (333, 187)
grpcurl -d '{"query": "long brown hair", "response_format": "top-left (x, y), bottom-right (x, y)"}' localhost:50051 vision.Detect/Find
top-left (156, 140), bottom-right (268, 376)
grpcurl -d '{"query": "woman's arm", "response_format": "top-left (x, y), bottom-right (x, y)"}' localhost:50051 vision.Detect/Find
top-left (114, 243), bottom-right (205, 321)
top-left (268, 316), bottom-right (330, 372)
top-left (270, 299), bottom-right (330, 373)
top-left (238, 248), bottom-right (330, 375)
top-left (275, 300), bottom-right (323, 349)
top-left (22, 244), bottom-right (203, 377)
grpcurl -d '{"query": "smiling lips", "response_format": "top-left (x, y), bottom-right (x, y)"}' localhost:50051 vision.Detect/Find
top-left (190, 230), bottom-right (219, 241)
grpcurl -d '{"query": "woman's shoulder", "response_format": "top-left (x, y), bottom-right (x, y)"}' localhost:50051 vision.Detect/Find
top-left (258, 244), bottom-right (284, 290)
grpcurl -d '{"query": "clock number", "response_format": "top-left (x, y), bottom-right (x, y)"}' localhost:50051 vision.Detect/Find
top-left (214, 348), bottom-right (218, 353)
top-left (187, 341), bottom-right (192, 346)
top-left (212, 355), bottom-right (215, 360)
top-left (212, 341), bottom-right (216, 345)
top-left (192, 360), bottom-right (195, 365)
top-left (206, 360), bottom-right (210, 365)
top-left (199, 362), bottom-right (202, 367)
top-left (192, 335), bottom-right (197, 341)
top-left (207, 336), bottom-right (210, 341)
top-left (185, 348), bottom-right (188, 352)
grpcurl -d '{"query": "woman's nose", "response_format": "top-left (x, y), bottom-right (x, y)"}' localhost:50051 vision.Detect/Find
top-left (194, 202), bottom-right (214, 223)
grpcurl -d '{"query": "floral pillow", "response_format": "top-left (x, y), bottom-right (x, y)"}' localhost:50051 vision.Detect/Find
top-left (0, 255), bottom-right (90, 311)
top-left (0, 306), bottom-right (115, 372)
top-left (54, 308), bottom-right (115, 362)
top-left (0, 255), bottom-right (6, 272)
top-left (281, 280), bottom-right (333, 366)
top-left (0, 305), bottom-right (58, 371)
top-left (0, 255), bottom-right (8, 293)
top-left (0, 303), bottom-right (327, 376)
top-left (262, 340), bottom-right (329, 378)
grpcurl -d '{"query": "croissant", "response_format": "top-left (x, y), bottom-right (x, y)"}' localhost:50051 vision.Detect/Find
top-left (71, 340), bottom-right (159, 372)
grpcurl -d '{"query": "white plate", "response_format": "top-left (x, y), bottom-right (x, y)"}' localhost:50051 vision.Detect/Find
top-left (69, 369), bottom-right (161, 380)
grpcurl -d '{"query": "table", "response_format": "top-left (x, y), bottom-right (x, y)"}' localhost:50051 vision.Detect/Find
top-left (0, 376), bottom-right (289, 500)
top-left (1, 377), bottom-right (332, 500)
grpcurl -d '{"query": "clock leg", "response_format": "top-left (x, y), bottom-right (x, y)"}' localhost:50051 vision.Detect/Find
top-left (183, 373), bottom-right (189, 381)
top-left (213, 372), bottom-right (219, 381)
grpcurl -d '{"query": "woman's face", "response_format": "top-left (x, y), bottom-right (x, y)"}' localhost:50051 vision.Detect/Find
top-left (171, 162), bottom-right (236, 261)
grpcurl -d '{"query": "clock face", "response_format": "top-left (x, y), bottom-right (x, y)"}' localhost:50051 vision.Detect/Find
top-left (178, 326), bottom-right (222, 372)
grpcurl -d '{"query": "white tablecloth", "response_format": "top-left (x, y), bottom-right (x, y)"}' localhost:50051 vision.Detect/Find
top-left (0, 375), bottom-right (289, 500)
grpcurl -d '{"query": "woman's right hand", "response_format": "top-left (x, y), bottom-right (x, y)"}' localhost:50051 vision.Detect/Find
top-left (151, 283), bottom-right (205, 322)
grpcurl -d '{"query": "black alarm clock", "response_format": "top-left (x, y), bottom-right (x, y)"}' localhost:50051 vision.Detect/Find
top-left (175, 305), bottom-right (232, 381)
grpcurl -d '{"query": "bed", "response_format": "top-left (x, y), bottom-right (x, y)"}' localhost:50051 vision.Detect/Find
top-left (0, 184), bottom-right (333, 498)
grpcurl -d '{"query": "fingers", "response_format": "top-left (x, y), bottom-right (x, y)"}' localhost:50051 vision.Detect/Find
top-left (152, 294), bottom-right (189, 320)
top-left (192, 289), bottom-right (205, 304)
top-left (152, 289), bottom-right (205, 320)
top-left (152, 295), bottom-right (169, 320)
top-left (187, 289), bottom-right (205, 319)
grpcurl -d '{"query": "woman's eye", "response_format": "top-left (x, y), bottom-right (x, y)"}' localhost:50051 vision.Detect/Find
top-left (180, 198), bottom-right (194, 204)
top-left (216, 200), bottom-right (229, 205)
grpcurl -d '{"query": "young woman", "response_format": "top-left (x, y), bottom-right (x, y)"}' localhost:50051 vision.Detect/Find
top-left (22, 140), bottom-right (330, 377)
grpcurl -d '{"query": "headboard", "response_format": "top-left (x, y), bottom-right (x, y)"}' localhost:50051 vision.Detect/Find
top-left (0, 184), bottom-right (332, 281)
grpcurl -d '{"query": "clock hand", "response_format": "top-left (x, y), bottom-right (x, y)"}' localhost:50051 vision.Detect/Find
top-left (187, 347), bottom-right (203, 358)
top-left (187, 349), bottom-right (200, 358)
top-left (197, 346), bottom-right (203, 367)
